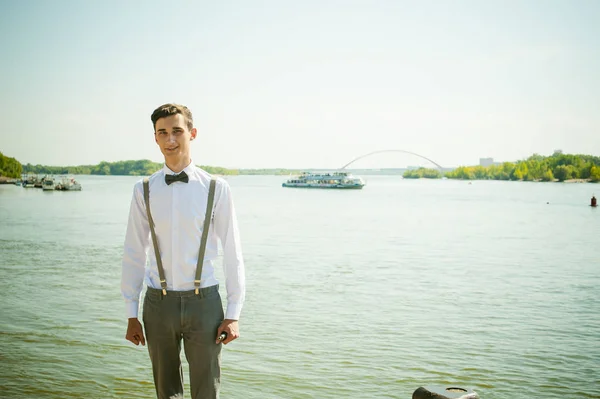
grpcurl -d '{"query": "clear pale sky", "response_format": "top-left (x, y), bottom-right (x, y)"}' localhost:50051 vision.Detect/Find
top-left (1, 0), bottom-right (599, 169)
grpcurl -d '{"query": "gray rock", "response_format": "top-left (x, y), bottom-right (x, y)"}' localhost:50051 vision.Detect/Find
top-left (412, 386), bottom-right (480, 399)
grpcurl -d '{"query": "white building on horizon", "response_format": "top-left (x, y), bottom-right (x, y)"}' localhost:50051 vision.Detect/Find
top-left (480, 157), bottom-right (495, 167)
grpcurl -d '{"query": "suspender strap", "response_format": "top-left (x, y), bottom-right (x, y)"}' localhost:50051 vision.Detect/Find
top-left (195, 178), bottom-right (217, 294)
top-left (143, 177), bottom-right (168, 295)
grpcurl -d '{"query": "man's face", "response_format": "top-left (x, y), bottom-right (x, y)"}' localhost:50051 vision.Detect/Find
top-left (154, 114), bottom-right (197, 162)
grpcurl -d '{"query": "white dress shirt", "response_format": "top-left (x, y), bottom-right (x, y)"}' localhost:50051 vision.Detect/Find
top-left (121, 161), bottom-right (245, 320)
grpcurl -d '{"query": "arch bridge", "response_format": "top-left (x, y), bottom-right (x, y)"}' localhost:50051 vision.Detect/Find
top-left (339, 150), bottom-right (444, 170)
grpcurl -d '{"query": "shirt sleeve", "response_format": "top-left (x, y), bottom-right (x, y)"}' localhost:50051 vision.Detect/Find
top-left (213, 179), bottom-right (246, 320)
top-left (121, 182), bottom-right (150, 319)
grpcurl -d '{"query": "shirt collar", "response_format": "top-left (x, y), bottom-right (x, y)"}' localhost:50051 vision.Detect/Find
top-left (162, 160), bottom-right (196, 176)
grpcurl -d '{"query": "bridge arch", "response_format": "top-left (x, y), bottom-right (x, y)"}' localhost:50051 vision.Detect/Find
top-left (340, 150), bottom-right (444, 170)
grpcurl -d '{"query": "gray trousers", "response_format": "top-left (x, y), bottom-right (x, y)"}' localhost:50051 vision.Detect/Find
top-left (143, 285), bottom-right (224, 399)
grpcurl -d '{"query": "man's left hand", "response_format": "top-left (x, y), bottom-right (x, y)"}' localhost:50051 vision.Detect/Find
top-left (216, 319), bottom-right (239, 345)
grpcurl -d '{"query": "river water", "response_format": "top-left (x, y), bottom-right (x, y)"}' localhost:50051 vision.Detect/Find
top-left (0, 175), bottom-right (598, 398)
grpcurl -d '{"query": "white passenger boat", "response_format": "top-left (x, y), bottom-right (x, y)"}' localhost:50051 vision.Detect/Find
top-left (282, 171), bottom-right (365, 189)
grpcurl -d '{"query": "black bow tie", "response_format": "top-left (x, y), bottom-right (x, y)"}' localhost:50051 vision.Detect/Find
top-left (165, 171), bottom-right (189, 185)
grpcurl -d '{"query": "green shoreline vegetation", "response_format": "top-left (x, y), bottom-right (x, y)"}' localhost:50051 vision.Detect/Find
top-left (403, 168), bottom-right (443, 179)
top-left (0, 152), bottom-right (23, 179)
top-left (405, 153), bottom-right (600, 182)
top-left (1, 152), bottom-right (599, 183)
top-left (0, 155), bottom-right (298, 180)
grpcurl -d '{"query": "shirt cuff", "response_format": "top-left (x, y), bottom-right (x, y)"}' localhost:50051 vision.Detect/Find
top-left (225, 303), bottom-right (243, 320)
top-left (126, 301), bottom-right (140, 319)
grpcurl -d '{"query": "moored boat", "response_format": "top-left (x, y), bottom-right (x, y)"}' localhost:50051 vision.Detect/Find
top-left (55, 176), bottom-right (82, 191)
top-left (22, 175), bottom-right (37, 188)
top-left (282, 171), bottom-right (365, 189)
top-left (33, 177), bottom-right (43, 188)
top-left (42, 177), bottom-right (56, 191)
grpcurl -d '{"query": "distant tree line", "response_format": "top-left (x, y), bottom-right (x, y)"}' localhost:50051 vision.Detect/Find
top-left (198, 165), bottom-right (239, 175)
top-left (20, 159), bottom-right (303, 176)
top-left (403, 168), bottom-right (442, 179)
top-left (239, 168), bottom-right (300, 175)
top-left (21, 159), bottom-right (242, 176)
top-left (445, 153), bottom-right (600, 182)
top-left (22, 160), bottom-right (160, 176)
top-left (0, 152), bottom-right (23, 178)
top-left (88, 160), bottom-right (164, 175)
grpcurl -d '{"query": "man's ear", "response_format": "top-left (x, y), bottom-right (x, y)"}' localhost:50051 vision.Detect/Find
top-left (190, 128), bottom-right (198, 141)
top-left (154, 132), bottom-right (158, 144)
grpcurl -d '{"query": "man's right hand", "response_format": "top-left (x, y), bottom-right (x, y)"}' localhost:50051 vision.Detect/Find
top-left (125, 318), bottom-right (146, 346)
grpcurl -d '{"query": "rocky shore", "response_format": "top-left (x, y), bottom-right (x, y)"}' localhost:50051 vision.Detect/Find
top-left (0, 176), bottom-right (18, 184)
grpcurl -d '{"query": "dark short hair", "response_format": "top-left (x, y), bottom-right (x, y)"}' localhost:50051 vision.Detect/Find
top-left (151, 103), bottom-right (194, 131)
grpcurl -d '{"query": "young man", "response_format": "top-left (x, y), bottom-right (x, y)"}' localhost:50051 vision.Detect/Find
top-left (121, 103), bottom-right (245, 399)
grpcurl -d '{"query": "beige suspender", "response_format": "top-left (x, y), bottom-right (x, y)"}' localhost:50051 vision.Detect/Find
top-left (143, 177), bottom-right (217, 296)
